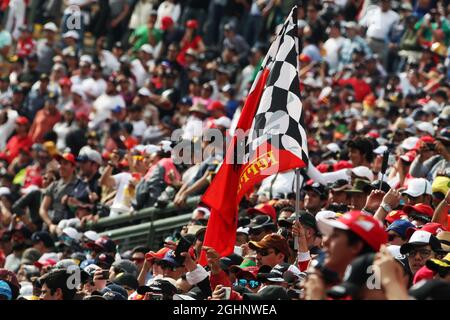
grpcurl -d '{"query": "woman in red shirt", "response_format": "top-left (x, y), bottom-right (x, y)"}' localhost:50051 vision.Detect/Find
top-left (176, 19), bottom-right (205, 67)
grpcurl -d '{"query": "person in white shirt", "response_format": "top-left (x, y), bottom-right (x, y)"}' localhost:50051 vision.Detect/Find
top-left (0, 108), bottom-right (18, 150)
top-left (131, 45), bottom-right (153, 88)
top-left (360, 0), bottom-right (399, 62)
top-left (90, 78), bottom-right (125, 130)
top-left (323, 22), bottom-right (346, 74)
top-left (5, 0), bottom-right (25, 40)
top-left (181, 102), bottom-right (208, 141)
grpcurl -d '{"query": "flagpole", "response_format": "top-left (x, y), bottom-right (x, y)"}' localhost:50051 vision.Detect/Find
top-left (294, 168), bottom-right (302, 251)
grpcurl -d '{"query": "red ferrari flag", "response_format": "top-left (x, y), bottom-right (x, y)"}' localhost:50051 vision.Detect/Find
top-left (199, 6), bottom-right (308, 264)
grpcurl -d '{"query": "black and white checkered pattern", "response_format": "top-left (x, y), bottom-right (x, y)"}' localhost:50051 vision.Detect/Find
top-left (244, 7), bottom-right (309, 166)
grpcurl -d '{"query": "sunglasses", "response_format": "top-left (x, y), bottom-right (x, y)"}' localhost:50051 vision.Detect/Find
top-left (256, 249), bottom-right (275, 257)
top-left (234, 279), bottom-right (260, 289)
top-left (407, 248), bottom-right (432, 259)
top-left (131, 257), bottom-right (145, 263)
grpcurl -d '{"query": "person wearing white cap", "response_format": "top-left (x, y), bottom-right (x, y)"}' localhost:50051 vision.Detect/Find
top-left (416, 121), bottom-right (435, 137)
top-left (401, 178), bottom-right (432, 206)
top-left (36, 22), bottom-right (58, 74)
top-left (131, 44), bottom-right (154, 87)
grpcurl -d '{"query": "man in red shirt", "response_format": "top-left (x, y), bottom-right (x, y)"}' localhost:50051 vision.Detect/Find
top-left (16, 25), bottom-right (36, 59)
top-left (29, 93), bottom-right (61, 143)
top-left (336, 64), bottom-right (372, 102)
top-left (0, 116), bottom-right (33, 164)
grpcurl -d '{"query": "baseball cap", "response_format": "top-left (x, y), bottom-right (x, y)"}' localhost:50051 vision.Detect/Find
top-left (242, 285), bottom-right (289, 300)
top-left (248, 233), bottom-right (290, 258)
top-left (437, 231), bottom-right (450, 252)
top-left (432, 175), bottom-right (450, 198)
top-left (83, 230), bottom-right (100, 242)
top-left (207, 100), bottom-right (225, 112)
top-left (140, 44), bottom-right (154, 55)
top-left (400, 230), bottom-right (442, 254)
top-left (317, 211), bottom-right (388, 251)
top-left (87, 236), bottom-right (117, 253)
top-left (160, 250), bottom-right (181, 268)
top-left (77, 147), bottom-right (102, 165)
top-left (113, 273), bottom-right (139, 291)
top-left (34, 252), bottom-right (58, 269)
top-left (160, 16), bottom-right (174, 31)
top-left (54, 152), bottom-right (76, 165)
top-left (416, 122), bottom-right (435, 136)
top-left (426, 253), bottom-right (450, 274)
top-left (219, 254), bottom-right (244, 271)
top-left (94, 253), bottom-right (115, 269)
top-left (385, 210), bottom-right (408, 224)
top-left (329, 179), bottom-right (352, 192)
top-left (229, 265), bottom-right (260, 279)
top-left (409, 279), bottom-right (450, 300)
top-left (186, 19), bottom-right (199, 29)
top-left (145, 247), bottom-right (170, 262)
top-left (99, 284), bottom-right (128, 300)
top-left (62, 227), bottom-right (81, 241)
top-left (247, 215), bottom-right (276, 231)
top-left (351, 166), bottom-right (374, 181)
top-left (259, 263), bottom-right (303, 283)
top-left (346, 179), bottom-right (371, 194)
top-left (15, 116), bottom-right (29, 125)
top-left (112, 259), bottom-right (138, 278)
top-left (327, 253), bottom-right (378, 299)
top-left (43, 22), bottom-right (58, 32)
top-left (31, 231), bottom-right (54, 248)
top-left (304, 182), bottom-right (329, 200)
top-left (403, 203), bottom-right (434, 223)
top-left (179, 96), bottom-right (193, 106)
top-left (369, 180), bottom-right (391, 193)
top-left (247, 203), bottom-right (276, 222)
top-left (400, 150), bottom-right (416, 163)
top-left (401, 137), bottom-right (419, 151)
top-left (20, 248), bottom-right (41, 265)
top-left (63, 30), bottom-right (79, 40)
top-left (137, 278), bottom-right (177, 297)
top-left (436, 127), bottom-right (450, 143)
top-left (386, 219), bottom-right (415, 239)
top-left (402, 178), bottom-right (432, 198)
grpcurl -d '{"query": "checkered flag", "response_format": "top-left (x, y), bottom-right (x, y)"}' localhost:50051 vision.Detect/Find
top-left (242, 7), bottom-right (309, 168)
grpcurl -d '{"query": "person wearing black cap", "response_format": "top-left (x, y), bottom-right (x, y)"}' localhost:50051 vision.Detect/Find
top-left (304, 182), bottom-right (329, 216)
top-left (327, 251), bottom-right (410, 300)
top-left (39, 269), bottom-right (77, 300)
top-left (247, 215), bottom-right (277, 242)
top-left (31, 231), bottom-right (54, 254)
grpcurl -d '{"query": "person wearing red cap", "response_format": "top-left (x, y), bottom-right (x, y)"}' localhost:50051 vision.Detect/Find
top-left (39, 152), bottom-right (78, 235)
top-left (403, 203), bottom-right (435, 227)
top-left (317, 210), bottom-right (388, 279)
top-left (176, 19), bottom-right (205, 67)
top-left (0, 116), bottom-right (32, 164)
